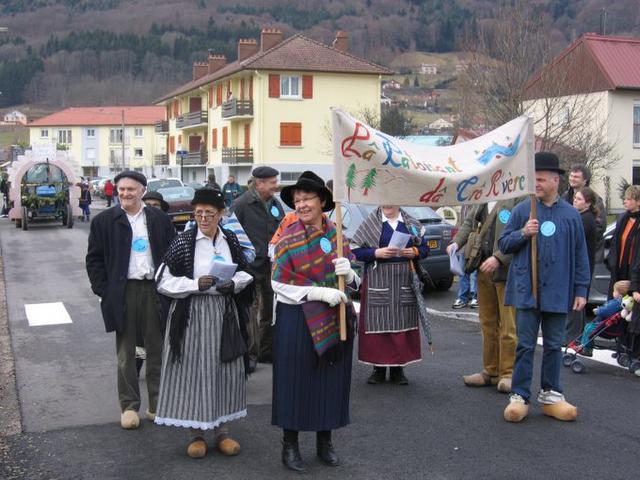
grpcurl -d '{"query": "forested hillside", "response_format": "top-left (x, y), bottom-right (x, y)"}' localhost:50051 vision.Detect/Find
top-left (1, 0), bottom-right (639, 108)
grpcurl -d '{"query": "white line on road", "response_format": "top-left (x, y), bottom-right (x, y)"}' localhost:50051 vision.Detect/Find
top-left (25, 302), bottom-right (72, 326)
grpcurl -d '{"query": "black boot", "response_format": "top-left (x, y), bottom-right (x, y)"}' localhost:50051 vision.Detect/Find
top-left (316, 431), bottom-right (339, 466)
top-left (389, 367), bottom-right (409, 385)
top-left (367, 366), bottom-right (386, 384)
top-left (282, 430), bottom-right (306, 473)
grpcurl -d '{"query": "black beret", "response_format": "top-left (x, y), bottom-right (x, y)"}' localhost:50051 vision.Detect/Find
top-left (252, 166), bottom-right (279, 179)
top-left (114, 170), bottom-right (147, 187)
top-left (191, 187), bottom-right (225, 210)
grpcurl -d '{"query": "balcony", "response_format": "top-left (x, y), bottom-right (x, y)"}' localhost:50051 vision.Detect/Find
top-left (155, 120), bottom-right (168, 133)
top-left (222, 99), bottom-right (254, 119)
top-left (179, 151), bottom-right (208, 166)
top-left (154, 154), bottom-right (168, 166)
top-left (222, 147), bottom-right (253, 165)
top-left (176, 111), bottom-right (208, 129)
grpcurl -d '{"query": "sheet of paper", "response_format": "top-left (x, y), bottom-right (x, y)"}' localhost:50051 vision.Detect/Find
top-left (449, 247), bottom-right (465, 276)
top-left (389, 230), bottom-right (412, 249)
top-left (209, 260), bottom-right (237, 281)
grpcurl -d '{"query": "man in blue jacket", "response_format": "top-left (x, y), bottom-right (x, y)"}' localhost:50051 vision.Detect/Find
top-left (498, 152), bottom-right (590, 423)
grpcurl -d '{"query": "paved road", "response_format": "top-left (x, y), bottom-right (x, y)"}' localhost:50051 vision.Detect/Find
top-left (1, 205), bottom-right (639, 479)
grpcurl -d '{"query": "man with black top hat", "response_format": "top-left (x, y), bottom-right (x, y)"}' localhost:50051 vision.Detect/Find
top-left (231, 166), bottom-right (284, 364)
top-left (86, 170), bottom-right (176, 430)
top-left (499, 152), bottom-right (590, 423)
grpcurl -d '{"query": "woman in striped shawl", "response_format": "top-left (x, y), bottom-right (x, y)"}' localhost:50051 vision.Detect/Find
top-left (272, 171), bottom-right (360, 473)
top-left (352, 205), bottom-right (429, 385)
top-left (154, 188), bottom-right (254, 459)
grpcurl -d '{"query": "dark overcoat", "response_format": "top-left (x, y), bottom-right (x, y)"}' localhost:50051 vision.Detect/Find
top-left (86, 205), bottom-right (176, 333)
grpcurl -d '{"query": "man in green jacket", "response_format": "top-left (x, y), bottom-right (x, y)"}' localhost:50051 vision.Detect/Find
top-left (446, 197), bottom-right (523, 393)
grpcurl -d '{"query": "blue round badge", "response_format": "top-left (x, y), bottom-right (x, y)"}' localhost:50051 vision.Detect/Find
top-left (132, 237), bottom-right (149, 253)
top-left (213, 254), bottom-right (226, 262)
top-left (540, 221), bottom-right (556, 237)
top-left (320, 237), bottom-right (332, 254)
top-left (498, 209), bottom-right (511, 224)
top-left (270, 205), bottom-right (280, 218)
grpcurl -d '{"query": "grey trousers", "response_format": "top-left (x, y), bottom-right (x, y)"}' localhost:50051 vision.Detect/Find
top-left (248, 266), bottom-right (274, 360)
top-left (116, 280), bottom-right (163, 413)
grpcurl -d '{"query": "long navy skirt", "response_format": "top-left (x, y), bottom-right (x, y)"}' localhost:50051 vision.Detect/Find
top-left (271, 302), bottom-right (353, 432)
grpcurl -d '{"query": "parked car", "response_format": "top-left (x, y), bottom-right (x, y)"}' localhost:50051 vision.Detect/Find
top-left (328, 203), bottom-right (456, 291)
top-left (156, 186), bottom-right (195, 226)
top-left (588, 221), bottom-right (616, 307)
top-left (147, 177), bottom-right (183, 192)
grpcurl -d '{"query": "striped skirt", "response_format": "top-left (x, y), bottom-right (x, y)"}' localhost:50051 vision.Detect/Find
top-left (272, 303), bottom-right (352, 432)
top-left (155, 295), bottom-right (246, 430)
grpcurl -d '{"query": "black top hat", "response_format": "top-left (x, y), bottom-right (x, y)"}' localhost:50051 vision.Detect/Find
top-left (142, 191), bottom-right (169, 212)
top-left (114, 170), bottom-right (147, 187)
top-left (280, 171), bottom-right (335, 212)
top-left (191, 187), bottom-right (225, 210)
top-left (535, 152), bottom-right (565, 175)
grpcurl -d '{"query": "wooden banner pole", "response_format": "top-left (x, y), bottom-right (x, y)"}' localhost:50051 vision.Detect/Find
top-left (530, 194), bottom-right (538, 306)
top-left (334, 201), bottom-right (347, 341)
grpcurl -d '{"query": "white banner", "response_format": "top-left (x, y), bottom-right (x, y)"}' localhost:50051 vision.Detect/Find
top-left (331, 108), bottom-right (535, 207)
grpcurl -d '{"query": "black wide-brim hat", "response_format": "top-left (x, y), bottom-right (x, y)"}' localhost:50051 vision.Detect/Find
top-left (142, 191), bottom-right (169, 212)
top-left (535, 151), bottom-right (565, 175)
top-left (191, 187), bottom-right (225, 210)
top-left (280, 171), bottom-right (335, 212)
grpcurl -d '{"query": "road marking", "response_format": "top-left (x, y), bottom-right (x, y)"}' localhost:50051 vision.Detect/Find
top-left (25, 302), bottom-right (72, 326)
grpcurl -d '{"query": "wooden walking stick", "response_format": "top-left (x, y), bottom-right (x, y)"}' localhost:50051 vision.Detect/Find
top-left (334, 201), bottom-right (347, 341)
top-left (530, 194), bottom-right (538, 306)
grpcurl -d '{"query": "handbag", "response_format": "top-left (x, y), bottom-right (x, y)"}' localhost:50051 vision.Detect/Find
top-left (461, 206), bottom-right (498, 274)
top-left (220, 297), bottom-right (247, 362)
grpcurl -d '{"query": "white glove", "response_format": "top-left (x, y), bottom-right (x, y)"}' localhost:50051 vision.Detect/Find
top-left (332, 257), bottom-right (355, 284)
top-left (307, 287), bottom-right (348, 306)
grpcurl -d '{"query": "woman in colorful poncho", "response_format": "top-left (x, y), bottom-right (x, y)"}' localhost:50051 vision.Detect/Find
top-left (271, 171), bottom-right (360, 473)
top-left (352, 206), bottom-right (429, 385)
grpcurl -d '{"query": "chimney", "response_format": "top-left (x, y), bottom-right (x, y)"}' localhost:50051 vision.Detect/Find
top-left (238, 38), bottom-right (258, 62)
top-left (207, 52), bottom-right (227, 74)
top-left (332, 30), bottom-right (348, 52)
top-left (261, 28), bottom-right (283, 52)
top-left (192, 62), bottom-right (208, 82)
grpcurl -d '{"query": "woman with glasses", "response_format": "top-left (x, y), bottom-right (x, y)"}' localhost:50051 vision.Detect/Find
top-left (271, 171), bottom-right (360, 473)
top-left (154, 188), bottom-right (254, 459)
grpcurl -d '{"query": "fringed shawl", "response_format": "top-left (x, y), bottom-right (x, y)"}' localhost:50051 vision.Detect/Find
top-left (272, 217), bottom-right (354, 357)
top-left (351, 207), bottom-right (425, 250)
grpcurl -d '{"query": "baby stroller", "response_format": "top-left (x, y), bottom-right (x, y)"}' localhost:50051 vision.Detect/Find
top-left (562, 311), bottom-right (635, 374)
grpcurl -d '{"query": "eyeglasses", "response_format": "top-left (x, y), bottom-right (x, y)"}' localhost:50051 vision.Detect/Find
top-left (194, 212), bottom-right (219, 220)
top-left (293, 195), bottom-right (319, 206)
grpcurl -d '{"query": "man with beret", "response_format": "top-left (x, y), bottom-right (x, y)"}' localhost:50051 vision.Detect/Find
top-left (499, 152), bottom-right (590, 423)
top-left (231, 166), bottom-right (284, 365)
top-left (86, 170), bottom-right (176, 429)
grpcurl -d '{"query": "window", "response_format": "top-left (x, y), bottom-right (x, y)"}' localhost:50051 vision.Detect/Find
top-left (280, 171), bottom-right (303, 182)
top-left (86, 148), bottom-right (96, 160)
top-left (280, 76), bottom-right (300, 98)
top-left (110, 128), bottom-right (123, 144)
top-left (280, 122), bottom-right (302, 146)
top-left (40, 129), bottom-right (48, 139)
top-left (633, 160), bottom-right (640, 185)
top-left (634, 104), bottom-right (640, 147)
top-left (134, 128), bottom-right (143, 138)
top-left (134, 148), bottom-right (143, 158)
top-left (58, 129), bottom-right (72, 144)
top-left (86, 128), bottom-right (96, 138)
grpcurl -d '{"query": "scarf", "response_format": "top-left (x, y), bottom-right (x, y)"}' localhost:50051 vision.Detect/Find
top-left (158, 226), bottom-right (253, 362)
top-left (272, 217), bottom-right (354, 357)
top-left (351, 207), bottom-right (424, 250)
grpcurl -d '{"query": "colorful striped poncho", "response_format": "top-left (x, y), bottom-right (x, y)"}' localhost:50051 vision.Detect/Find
top-left (272, 216), bottom-right (355, 356)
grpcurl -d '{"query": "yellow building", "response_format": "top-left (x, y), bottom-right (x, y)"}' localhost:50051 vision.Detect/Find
top-left (156, 28), bottom-right (392, 185)
top-left (28, 106), bottom-right (167, 179)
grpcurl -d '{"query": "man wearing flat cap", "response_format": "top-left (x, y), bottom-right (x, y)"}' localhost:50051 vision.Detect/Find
top-left (231, 166), bottom-right (284, 364)
top-left (498, 152), bottom-right (590, 423)
top-left (86, 171), bottom-right (176, 429)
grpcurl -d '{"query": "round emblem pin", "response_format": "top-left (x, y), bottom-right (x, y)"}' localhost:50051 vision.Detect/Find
top-left (540, 220), bottom-right (556, 237)
top-left (498, 209), bottom-right (511, 224)
top-left (270, 205), bottom-right (280, 218)
top-left (320, 237), bottom-right (332, 254)
top-left (132, 237), bottom-right (149, 253)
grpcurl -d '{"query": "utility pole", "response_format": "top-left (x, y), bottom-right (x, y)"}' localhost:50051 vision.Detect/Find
top-left (121, 109), bottom-right (125, 172)
top-left (600, 8), bottom-right (607, 36)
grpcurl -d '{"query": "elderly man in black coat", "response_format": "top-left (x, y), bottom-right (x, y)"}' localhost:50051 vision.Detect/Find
top-left (86, 171), bottom-right (176, 430)
top-left (231, 166), bottom-right (284, 365)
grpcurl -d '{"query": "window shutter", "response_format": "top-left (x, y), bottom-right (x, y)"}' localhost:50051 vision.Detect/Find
top-left (280, 122), bottom-right (302, 146)
top-left (222, 127), bottom-right (228, 148)
top-left (280, 123), bottom-right (289, 146)
top-left (208, 86), bottom-right (214, 108)
top-left (249, 77), bottom-right (253, 101)
top-left (216, 84), bottom-right (222, 106)
top-left (178, 134), bottom-right (182, 146)
top-left (172, 100), bottom-right (179, 117)
top-left (269, 74), bottom-right (280, 98)
top-left (302, 75), bottom-right (313, 99)
top-left (212, 128), bottom-right (217, 149)
top-left (169, 136), bottom-right (175, 154)
top-left (291, 123), bottom-right (301, 145)
top-left (240, 79), bottom-right (245, 100)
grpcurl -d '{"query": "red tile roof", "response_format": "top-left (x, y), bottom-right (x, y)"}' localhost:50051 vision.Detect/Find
top-left (29, 106), bottom-right (166, 126)
top-left (524, 33), bottom-right (640, 99)
top-left (157, 34), bottom-right (393, 103)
